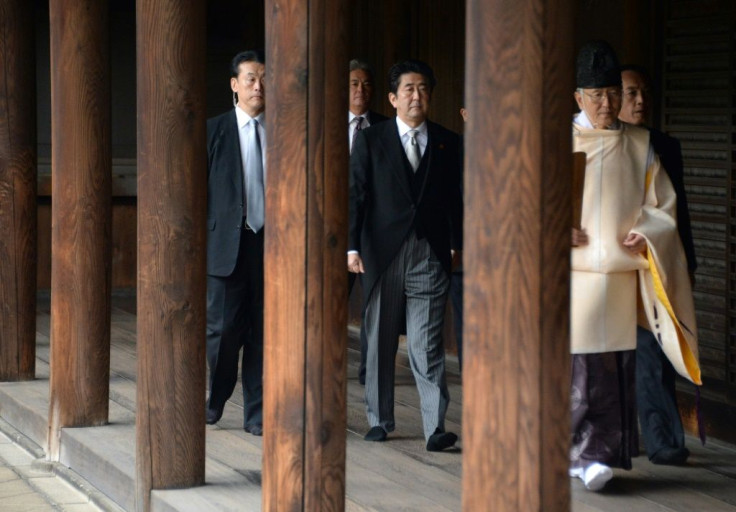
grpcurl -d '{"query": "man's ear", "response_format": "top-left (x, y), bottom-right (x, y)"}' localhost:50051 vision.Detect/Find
top-left (574, 91), bottom-right (584, 111)
top-left (230, 77), bottom-right (238, 93)
top-left (388, 92), bottom-right (397, 109)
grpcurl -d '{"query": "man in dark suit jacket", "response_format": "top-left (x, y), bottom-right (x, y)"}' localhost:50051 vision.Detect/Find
top-left (619, 65), bottom-right (697, 464)
top-left (205, 50), bottom-right (266, 436)
top-left (348, 59), bottom-right (388, 153)
top-left (349, 60), bottom-right (463, 451)
top-left (347, 58), bottom-right (388, 385)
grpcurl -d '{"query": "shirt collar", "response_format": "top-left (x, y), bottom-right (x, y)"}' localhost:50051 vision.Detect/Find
top-left (235, 106), bottom-right (265, 129)
top-left (349, 111), bottom-right (369, 124)
top-left (574, 110), bottom-right (620, 130)
top-left (395, 116), bottom-right (427, 138)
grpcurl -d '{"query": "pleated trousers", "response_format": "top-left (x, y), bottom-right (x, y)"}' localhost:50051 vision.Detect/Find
top-left (363, 231), bottom-right (450, 440)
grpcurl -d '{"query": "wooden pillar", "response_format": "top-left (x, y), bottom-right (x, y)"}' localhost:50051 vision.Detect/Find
top-left (135, 0), bottom-right (207, 510)
top-left (462, 1), bottom-right (574, 510)
top-left (262, 0), bottom-right (349, 510)
top-left (0, 0), bottom-right (36, 381)
top-left (47, 0), bottom-right (112, 460)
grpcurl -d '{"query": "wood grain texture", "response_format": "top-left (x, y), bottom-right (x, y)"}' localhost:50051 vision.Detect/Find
top-left (264, 0), bottom-right (349, 510)
top-left (0, 0), bottom-right (37, 381)
top-left (47, 0), bottom-right (112, 460)
top-left (135, 0), bottom-right (207, 510)
top-left (462, 1), bottom-right (573, 511)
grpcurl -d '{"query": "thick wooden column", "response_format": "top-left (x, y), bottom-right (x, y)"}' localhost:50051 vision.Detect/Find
top-left (462, 1), bottom-right (574, 510)
top-left (135, 0), bottom-right (207, 510)
top-left (0, 0), bottom-right (36, 381)
top-left (263, 0), bottom-right (349, 510)
top-left (47, 0), bottom-right (112, 460)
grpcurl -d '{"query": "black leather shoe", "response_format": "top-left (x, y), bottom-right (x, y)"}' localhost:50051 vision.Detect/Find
top-left (244, 423), bottom-right (263, 436)
top-left (426, 428), bottom-right (458, 452)
top-left (364, 426), bottom-right (387, 442)
top-left (206, 405), bottom-right (224, 425)
top-left (651, 446), bottom-right (689, 465)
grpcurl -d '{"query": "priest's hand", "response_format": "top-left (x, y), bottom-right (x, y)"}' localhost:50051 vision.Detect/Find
top-left (571, 228), bottom-right (588, 247)
top-left (348, 253), bottom-right (365, 274)
top-left (623, 233), bottom-right (647, 254)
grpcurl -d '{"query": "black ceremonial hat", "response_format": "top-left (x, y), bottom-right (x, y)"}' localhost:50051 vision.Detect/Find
top-left (576, 40), bottom-right (621, 89)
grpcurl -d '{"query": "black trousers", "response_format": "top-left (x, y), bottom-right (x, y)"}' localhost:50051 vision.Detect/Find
top-left (636, 326), bottom-right (685, 458)
top-left (206, 228), bottom-right (264, 427)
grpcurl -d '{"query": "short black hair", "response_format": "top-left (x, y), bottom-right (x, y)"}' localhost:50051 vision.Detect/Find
top-left (231, 49), bottom-right (265, 78)
top-left (620, 64), bottom-right (651, 85)
top-left (387, 59), bottom-right (436, 95)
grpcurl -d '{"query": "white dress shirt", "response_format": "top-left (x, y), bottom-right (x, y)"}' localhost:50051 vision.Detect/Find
top-left (395, 116), bottom-right (427, 160)
top-left (349, 111), bottom-right (372, 153)
top-left (235, 106), bottom-right (266, 216)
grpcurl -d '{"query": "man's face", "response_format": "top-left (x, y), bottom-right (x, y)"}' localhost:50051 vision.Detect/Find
top-left (231, 61), bottom-right (265, 117)
top-left (619, 70), bottom-right (649, 126)
top-left (349, 69), bottom-right (373, 115)
top-left (574, 86), bottom-right (622, 129)
top-left (389, 72), bottom-right (431, 127)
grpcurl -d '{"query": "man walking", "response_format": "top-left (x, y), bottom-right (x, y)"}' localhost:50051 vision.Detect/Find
top-left (619, 65), bottom-right (696, 465)
top-left (205, 50), bottom-right (267, 436)
top-left (349, 59), bottom-right (463, 451)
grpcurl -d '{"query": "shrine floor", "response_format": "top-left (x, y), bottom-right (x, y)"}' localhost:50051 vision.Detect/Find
top-left (0, 294), bottom-right (735, 511)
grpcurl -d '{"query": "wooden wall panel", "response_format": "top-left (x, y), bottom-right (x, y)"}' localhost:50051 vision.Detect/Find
top-left (661, 0), bottom-right (736, 404)
top-left (0, 0), bottom-right (36, 381)
top-left (349, 0), bottom-right (465, 133)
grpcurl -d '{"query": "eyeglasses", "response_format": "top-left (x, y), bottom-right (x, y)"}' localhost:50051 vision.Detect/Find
top-left (581, 89), bottom-right (622, 105)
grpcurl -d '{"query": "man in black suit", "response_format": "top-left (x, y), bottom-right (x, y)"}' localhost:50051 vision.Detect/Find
top-left (349, 60), bottom-right (463, 451)
top-left (205, 50), bottom-right (266, 436)
top-left (619, 65), bottom-right (697, 464)
top-left (348, 59), bottom-right (388, 153)
top-left (348, 58), bottom-right (388, 385)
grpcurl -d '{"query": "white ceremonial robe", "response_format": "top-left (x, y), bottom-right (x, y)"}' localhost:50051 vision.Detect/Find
top-left (571, 113), bottom-right (701, 385)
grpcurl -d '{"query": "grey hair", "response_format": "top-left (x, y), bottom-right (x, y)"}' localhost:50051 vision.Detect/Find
top-left (349, 59), bottom-right (373, 78)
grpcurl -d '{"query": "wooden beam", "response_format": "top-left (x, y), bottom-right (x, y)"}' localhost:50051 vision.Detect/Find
top-left (462, 1), bottom-right (574, 510)
top-left (135, 0), bottom-right (207, 510)
top-left (47, 0), bottom-right (112, 460)
top-left (0, 0), bottom-right (37, 381)
top-left (262, 0), bottom-right (349, 509)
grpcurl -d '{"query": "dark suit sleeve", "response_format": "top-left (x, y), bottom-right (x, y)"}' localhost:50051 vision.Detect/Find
top-left (206, 117), bottom-right (219, 179)
top-left (349, 129), bottom-right (370, 252)
top-left (652, 130), bottom-right (696, 273)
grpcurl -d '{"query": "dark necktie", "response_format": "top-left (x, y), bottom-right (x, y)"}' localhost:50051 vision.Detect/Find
top-left (351, 116), bottom-right (364, 154)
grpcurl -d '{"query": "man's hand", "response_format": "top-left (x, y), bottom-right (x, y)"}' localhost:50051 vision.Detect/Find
top-left (451, 249), bottom-right (462, 271)
top-left (622, 232), bottom-right (647, 254)
top-left (572, 227), bottom-right (588, 247)
top-left (348, 253), bottom-right (365, 274)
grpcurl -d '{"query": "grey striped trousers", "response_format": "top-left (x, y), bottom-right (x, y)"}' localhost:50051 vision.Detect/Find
top-left (363, 231), bottom-right (451, 441)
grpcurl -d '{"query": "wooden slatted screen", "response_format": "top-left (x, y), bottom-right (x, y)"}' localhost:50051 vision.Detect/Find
top-left (662, 0), bottom-right (736, 400)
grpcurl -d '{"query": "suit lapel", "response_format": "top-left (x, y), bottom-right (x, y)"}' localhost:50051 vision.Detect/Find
top-left (224, 110), bottom-right (244, 192)
top-left (415, 121), bottom-right (449, 202)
